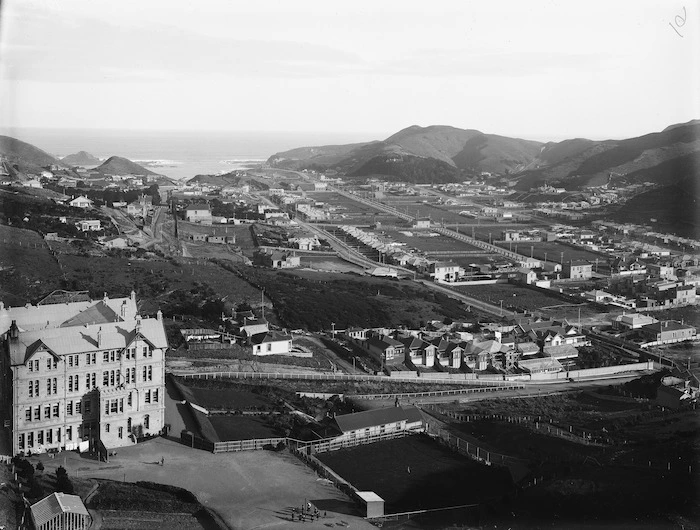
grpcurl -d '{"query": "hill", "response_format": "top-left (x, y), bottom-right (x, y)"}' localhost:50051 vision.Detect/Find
top-left (61, 151), bottom-right (102, 167)
top-left (267, 125), bottom-right (544, 183)
top-left (0, 135), bottom-right (69, 177)
top-left (513, 120), bottom-right (700, 190)
top-left (267, 120), bottom-right (699, 188)
top-left (92, 156), bottom-right (160, 176)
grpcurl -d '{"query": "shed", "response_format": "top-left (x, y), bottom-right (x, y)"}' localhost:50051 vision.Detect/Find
top-left (356, 491), bottom-right (385, 518)
top-left (30, 492), bottom-right (92, 530)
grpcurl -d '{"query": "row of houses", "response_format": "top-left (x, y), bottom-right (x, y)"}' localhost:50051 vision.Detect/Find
top-left (345, 318), bottom-right (587, 374)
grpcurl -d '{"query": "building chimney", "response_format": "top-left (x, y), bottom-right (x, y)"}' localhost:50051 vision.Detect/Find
top-left (156, 310), bottom-right (163, 321)
top-left (97, 327), bottom-right (103, 348)
top-left (135, 316), bottom-right (141, 333)
top-left (130, 290), bottom-right (136, 303)
top-left (8, 320), bottom-right (19, 340)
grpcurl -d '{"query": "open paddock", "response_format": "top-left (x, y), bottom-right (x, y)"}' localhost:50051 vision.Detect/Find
top-left (500, 241), bottom-right (611, 269)
top-left (316, 434), bottom-right (512, 513)
top-left (208, 414), bottom-right (279, 441)
top-left (452, 283), bottom-right (582, 313)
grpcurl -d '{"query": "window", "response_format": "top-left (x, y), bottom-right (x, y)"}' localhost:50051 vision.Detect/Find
top-left (25, 408), bottom-right (31, 421)
top-left (103, 371), bottom-right (109, 386)
top-left (44, 405), bottom-right (50, 418)
top-left (67, 427), bottom-right (72, 440)
top-left (266, 343), bottom-right (272, 352)
top-left (75, 355), bottom-right (79, 368)
top-left (34, 360), bottom-right (39, 372)
top-left (142, 366), bottom-right (147, 382)
top-left (46, 379), bottom-right (51, 395)
top-left (110, 400), bottom-right (118, 414)
top-left (126, 369), bottom-right (131, 384)
top-left (86, 353), bottom-right (91, 365)
top-left (91, 373), bottom-right (96, 388)
top-left (46, 429), bottom-right (53, 444)
top-left (145, 390), bottom-right (151, 404)
top-left (37, 431), bottom-right (43, 445)
top-left (57, 429), bottom-right (61, 442)
top-left (67, 402), bottom-right (73, 415)
top-left (53, 404), bottom-right (59, 418)
top-left (110, 370), bottom-right (115, 386)
top-left (75, 401), bottom-right (81, 414)
top-left (28, 381), bottom-right (33, 398)
top-left (119, 398), bottom-right (124, 413)
top-left (127, 417), bottom-right (132, 431)
top-left (131, 367), bottom-right (135, 383)
top-left (144, 415), bottom-right (150, 429)
top-left (29, 361), bottom-right (33, 372)
top-left (75, 375), bottom-right (79, 392)
top-left (148, 365), bottom-right (152, 381)
top-left (105, 423), bottom-right (110, 433)
top-left (47, 358), bottom-right (52, 370)
top-left (69, 356), bottom-right (74, 368)
top-left (52, 378), bottom-right (57, 395)
top-left (18, 433), bottom-right (24, 450)
top-left (104, 401), bottom-right (109, 415)
top-left (118, 426), bottom-right (123, 439)
top-left (103, 352), bottom-right (109, 363)
top-left (153, 389), bottom-right (159, 403)
top-left (127, 393), bottom-right (133, 407)
top-left (68, 375), bottom-right (73, 393)
top-left (110, 351), bottom-right (116, 363)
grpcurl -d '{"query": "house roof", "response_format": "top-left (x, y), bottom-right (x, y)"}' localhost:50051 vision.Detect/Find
top-left (185, 203), bottom-right (210, 211)
top-left (643, 321), bottom-right (695, 333)
top-left (518, 357), bottom-right (563, 372)
top-left (543, 343), bottom-right (579, 359)
top-left (367, 335), bottom-right (403, 350)
top-left (250, 331), bottom-right (291, 345)
top-left (334, 406), bottom-right (418, 433)
top-left (31, 493), bottom-right (90, 529)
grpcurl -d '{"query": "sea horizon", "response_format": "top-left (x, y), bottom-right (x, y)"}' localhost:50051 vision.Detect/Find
top-left (0, 127), bottom-right (378, 181)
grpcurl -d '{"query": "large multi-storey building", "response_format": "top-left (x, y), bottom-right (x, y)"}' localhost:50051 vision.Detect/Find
top-left (0, 292), bottom-right (167, 456)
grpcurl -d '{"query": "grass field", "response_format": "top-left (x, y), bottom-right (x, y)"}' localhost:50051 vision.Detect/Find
top-left (0, 224), bottom-right (63, 304)
top-left (453, 282), bottom-right (590, 314)
top-left (316, 435), bottom-right (513, 513)
top-left (208, 415), bottom-right (280, 441)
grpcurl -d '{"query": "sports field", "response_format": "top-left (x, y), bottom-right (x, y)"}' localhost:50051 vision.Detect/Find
top-left (316, 434), bottom-right (512, 513)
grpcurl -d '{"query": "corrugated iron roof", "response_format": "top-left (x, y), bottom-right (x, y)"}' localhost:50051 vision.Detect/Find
top-left (31, 492), bottom-right (89, 528)
top-left (335, 406), bottom-right (416, 433)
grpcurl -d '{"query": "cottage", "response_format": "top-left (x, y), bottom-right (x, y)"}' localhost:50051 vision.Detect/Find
top-left (431, 262), bottom-right (460, 282)
top-left (365, 335), bottom-right (404, 366)
top-left (563, 260), bottom-right (592, 280)
top-left (639, 320), bottom-right (697, 345)
top-left (250, 330), bottom-right (293, 355)
top-left (68, 196), bottom-right (93, 209)
top-left (75, 219), bottom-right (101, 232)
top-left (184, 203), bottom-right (212, 224)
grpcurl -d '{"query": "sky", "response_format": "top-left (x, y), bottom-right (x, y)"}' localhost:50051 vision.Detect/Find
top-left (0, 0), bottom-right (698, 141)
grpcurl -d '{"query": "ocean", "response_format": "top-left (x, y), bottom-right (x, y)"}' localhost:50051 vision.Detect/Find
top-left (3, 128), bottom-right (376, 181)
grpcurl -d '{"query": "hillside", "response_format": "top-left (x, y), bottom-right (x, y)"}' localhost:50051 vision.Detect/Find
top-left (513, 120), bottom-right (700, 189)
top-left (267, 120), bottom-right (699, 188)
top-left (61, 151), bottom-right (102, 167)
top-left (0, 135), bottom-right (69, 177)
top-left (92, 156), bottom-right (160, 176)
top-left (268, 125), bottom-right (545, 181)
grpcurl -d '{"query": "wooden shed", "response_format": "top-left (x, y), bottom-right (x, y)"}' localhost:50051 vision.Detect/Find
top-left (30, 492), bottom-right (91, 530)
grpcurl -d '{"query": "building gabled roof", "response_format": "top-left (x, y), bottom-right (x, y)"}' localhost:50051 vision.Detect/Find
top-left (367, 335), bottom-right (403, 350)
top-left (334, 406), bottom-right (418, 433)
top-left (31, 493), bottom-right (90, 529)
top-left (250, 330), bottom-right (291, 345)
top-left (60, 300), bottom-right (121, 327)
top-left (185, 203), bottom-right (211, 211)
top-left (8, 317), bottom-right (168, 366)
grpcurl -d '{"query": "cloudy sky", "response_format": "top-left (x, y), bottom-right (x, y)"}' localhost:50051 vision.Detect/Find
top-left (0, 0), bottom-right (698, 140)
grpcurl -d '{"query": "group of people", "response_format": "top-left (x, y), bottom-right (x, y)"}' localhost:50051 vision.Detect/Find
top-left (291, 502), bottom-right (325, 522)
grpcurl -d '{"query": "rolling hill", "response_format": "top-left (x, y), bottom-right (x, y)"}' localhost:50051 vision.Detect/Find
top-left (267, 120), bottom-right (700, 188)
